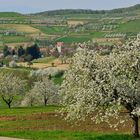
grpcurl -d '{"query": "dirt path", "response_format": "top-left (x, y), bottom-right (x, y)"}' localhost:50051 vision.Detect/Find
top-left (0, 137), bottom-right (25, 140)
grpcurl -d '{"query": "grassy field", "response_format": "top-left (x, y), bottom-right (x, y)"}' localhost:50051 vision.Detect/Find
top-left (55, 35), bottom-right (91, 43)
top-left (32, 57), bottom-right (56, 64)
top-left (0, 24), bottom-right (43, 45)
top-left (90, 32), bottom-right (105, 38)
top-left (2, 36), bottom-right (32, 43)
top-left (18, 57), bottom-right (69, 70)
top-left (0, 106), bottom-right (138, 140)
top-left (34, 25), bottom-right (68, 35)
top-left (0, 17), bottom-right (139, 44)
top-left (117, 19), bottom-right (140, 33)
top-left (0, 12), bottom-right (26, 21)
top-left (0, 131), bottom-right (137, 140)
top-left (0, 24), bottom-right (40, 34)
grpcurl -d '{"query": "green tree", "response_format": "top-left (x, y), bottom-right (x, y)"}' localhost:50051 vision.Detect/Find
top-left (17, 46), bottom-right (25, 57)
top-left (3, 45), bottom-right (10, 57)
top-left (25, 44), bottom-right (41, 60)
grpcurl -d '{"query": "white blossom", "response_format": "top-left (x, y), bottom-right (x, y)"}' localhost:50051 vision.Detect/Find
top-left (60, 38), bottom-right (140, 137)
top-left (31, 77), bottom-right (59, 106)
top-left (0, 73), bottom-right (26, 108)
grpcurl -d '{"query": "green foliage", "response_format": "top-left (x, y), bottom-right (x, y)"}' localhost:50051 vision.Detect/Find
top-left (52, 70), bottom-right (64, 78)
top-left (17, 46), bottom-right (25, 57)
top-left (53, 76), bottom-right (63, 85)
top-left (3, 45), bottom-right (10, 57)
top-left (25, 44), bottom-right (41, 60)
top-left (52, 70), bottom-right (64, 85)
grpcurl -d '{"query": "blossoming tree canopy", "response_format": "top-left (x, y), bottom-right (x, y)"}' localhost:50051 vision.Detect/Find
top-left (31, 77), bottom-right (59, 106)
top-left (60, 39), bottom-right (140, 137)
top-left (0, 73), bottom-right (26, 108)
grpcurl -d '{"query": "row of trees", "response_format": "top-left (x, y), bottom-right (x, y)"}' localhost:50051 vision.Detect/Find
top-left (70, 23), bottom-right (119, 33)
top-left (23, 77), bottom-right (59, 106)
top-left (3, 43), bottom-right (41, 61)
top-left (0, 70), bottom-right (59, 108)
top-left (105, 33), bottom-right (126, 38)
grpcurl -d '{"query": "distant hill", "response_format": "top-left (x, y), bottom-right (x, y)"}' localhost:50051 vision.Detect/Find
top-left (0, 4), bottom-right (139, 18)
top-left (0, 12), bottom-right (24, 17)
top-left (33, 4), bottom-right (140, 16)
top-left (108, 4), bottom-right (140, 13)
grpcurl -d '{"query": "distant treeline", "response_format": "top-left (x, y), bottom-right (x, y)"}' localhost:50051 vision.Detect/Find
top-left (34, 4), bottom-right (140, 16)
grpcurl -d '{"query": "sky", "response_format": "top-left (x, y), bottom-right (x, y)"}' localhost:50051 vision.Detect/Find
top-left (0, 0), bottom-right (139, 14)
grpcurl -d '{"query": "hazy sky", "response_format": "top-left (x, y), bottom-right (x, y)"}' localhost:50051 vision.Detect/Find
top-left (0, 0), bottom-right (139, 13)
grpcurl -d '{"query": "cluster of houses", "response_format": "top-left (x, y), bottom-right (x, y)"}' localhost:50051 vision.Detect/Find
top-left (0, 41), bottom-right (75, 60)
top-left (40, 41), bottom-right (75, 58)
top-left (39, 42), bottom-right (63, 56)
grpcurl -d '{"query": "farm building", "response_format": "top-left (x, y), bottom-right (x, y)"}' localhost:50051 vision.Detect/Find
top-left (56, 42), bottom-right (64, 53)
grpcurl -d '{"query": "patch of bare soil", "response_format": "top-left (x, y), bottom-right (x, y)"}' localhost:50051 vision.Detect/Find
top-left (0, 112), bottom-right (133, 133)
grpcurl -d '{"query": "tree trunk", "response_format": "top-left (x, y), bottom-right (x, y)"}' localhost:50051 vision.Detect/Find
top-left (7, 103), bottom-right (11, 109)
top-left (132, 115), bottom-right (139, 138)
top-left (44, 98), bottom-right (48, 106)
top-left (1, 96), bottom-right (12, 109)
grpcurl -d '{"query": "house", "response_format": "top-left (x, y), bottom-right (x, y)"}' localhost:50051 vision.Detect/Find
top-left (56, 42), bottom-right (64, 53)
